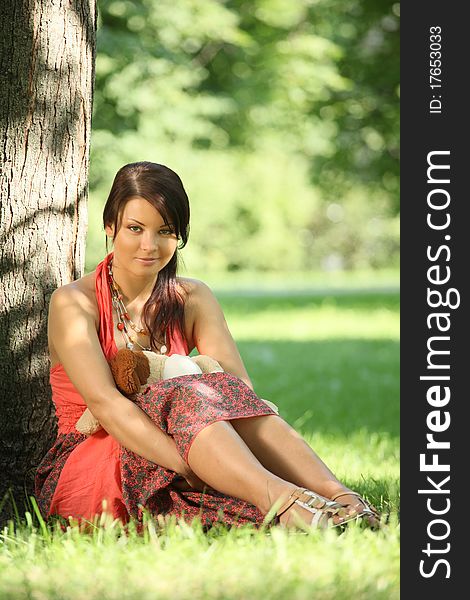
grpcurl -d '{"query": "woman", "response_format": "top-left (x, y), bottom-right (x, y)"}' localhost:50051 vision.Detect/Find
top-left (35, 161), bottom-right (379, 531)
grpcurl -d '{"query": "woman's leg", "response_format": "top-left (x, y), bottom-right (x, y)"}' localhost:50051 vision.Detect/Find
top-left (228, 415), bottom-right (342, 496)
top-left (229, 415), bottom-right (365, 510)
top-left (186, 420), bottom-right (349, 527)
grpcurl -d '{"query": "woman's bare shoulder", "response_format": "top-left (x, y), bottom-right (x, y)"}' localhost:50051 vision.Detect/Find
top-left (51, 272), bottom-right (98, 324)
top-left (48, 272), bottom-right (99, 368)
top-left (176, 277), bottom-right (213, 304)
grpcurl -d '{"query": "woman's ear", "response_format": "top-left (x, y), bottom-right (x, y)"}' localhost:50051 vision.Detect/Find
top-left (105, 223), bottom-right (114, 237)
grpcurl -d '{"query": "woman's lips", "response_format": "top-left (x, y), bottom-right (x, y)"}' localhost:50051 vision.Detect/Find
top-left (136, 257), bottom-right (158, 264)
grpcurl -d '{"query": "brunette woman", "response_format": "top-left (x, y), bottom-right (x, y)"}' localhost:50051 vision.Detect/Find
top-left (35, 162), bottom-right (379, 531)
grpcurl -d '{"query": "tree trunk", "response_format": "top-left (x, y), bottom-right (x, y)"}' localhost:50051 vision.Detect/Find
top-left (0, 0), bottom-right (96, 524)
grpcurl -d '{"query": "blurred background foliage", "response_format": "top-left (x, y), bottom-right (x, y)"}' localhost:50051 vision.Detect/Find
top-left (86, 0), bottom-right (399, 275)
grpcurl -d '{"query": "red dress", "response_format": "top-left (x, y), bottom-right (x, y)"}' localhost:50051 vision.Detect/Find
top-left (35, 252), bottom-right (276, 529)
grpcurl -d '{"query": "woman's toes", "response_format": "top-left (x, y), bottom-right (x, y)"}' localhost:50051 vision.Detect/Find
top-left (338, 505), bottom-right (358, 517)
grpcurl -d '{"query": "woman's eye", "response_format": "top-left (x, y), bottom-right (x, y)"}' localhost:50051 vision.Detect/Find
top-left (128, 225), bottom-right (174, 235)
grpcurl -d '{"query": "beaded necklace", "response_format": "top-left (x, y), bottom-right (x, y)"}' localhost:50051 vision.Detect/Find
top-left (107, 259), bottom-right (167, 354)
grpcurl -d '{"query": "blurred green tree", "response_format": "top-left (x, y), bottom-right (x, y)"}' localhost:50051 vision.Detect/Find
top-left (87, 0), bottom-right (399, 273)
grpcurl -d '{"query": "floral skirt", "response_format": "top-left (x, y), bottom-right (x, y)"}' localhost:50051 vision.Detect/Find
top-left (35, 372), bottom-right (277, 530)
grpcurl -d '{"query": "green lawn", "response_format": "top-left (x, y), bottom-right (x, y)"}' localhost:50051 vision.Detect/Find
top-left (1, 283), bottom-right (400, 599)
top-left (224, 289), bottom-right (399, 516)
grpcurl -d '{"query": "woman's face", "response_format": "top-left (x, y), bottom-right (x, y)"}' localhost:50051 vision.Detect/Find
top-left (105, 197), bottom-right (178, 275)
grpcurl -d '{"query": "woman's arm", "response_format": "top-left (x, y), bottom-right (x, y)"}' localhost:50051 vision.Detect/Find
top-left (183, 279), bottom-right (254, 390)
top-left (48, 287), bottom-right (187, 474)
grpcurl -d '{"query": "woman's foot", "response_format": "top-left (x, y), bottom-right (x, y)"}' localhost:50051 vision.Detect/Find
top-left (330, 489), bottom-right (381, 529)
top-left (274, 488), bottom-right (360, 530)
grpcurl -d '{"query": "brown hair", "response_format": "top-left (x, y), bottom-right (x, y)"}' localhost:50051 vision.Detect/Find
top-left (103, 162), bottom-right (190, 353)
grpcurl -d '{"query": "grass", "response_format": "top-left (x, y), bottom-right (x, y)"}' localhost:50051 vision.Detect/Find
top-left (0, 281), bottom-right (399, 599)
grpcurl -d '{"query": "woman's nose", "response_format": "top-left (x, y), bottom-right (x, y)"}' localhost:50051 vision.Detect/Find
top-left (140, 233), bottom-right (159, 252)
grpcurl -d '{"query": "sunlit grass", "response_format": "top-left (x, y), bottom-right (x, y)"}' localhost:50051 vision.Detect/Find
top-left (229, 302), bottom-right (398, 341)
top-left (220, 289), bottom-right (399, 339)
top-left (224, 291), bottom-right (400, 439)
top-left (182, 268), bottom-right (400, 292)
top-left (223, 287), bottom-right (400, 528)
top-left (1, 285), bottom-right (399, 599)
top-left (1, 509), bottom-right (399, 599)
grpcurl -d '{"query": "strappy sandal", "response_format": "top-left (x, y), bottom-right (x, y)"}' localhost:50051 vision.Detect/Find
top-left (273, 487), bottom-right (363, 530)
top-left (330, 490), bottom-right (381, 528)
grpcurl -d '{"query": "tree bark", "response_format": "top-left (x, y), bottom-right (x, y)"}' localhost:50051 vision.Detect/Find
top-left (0, 0), bottom-right (96, 524)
